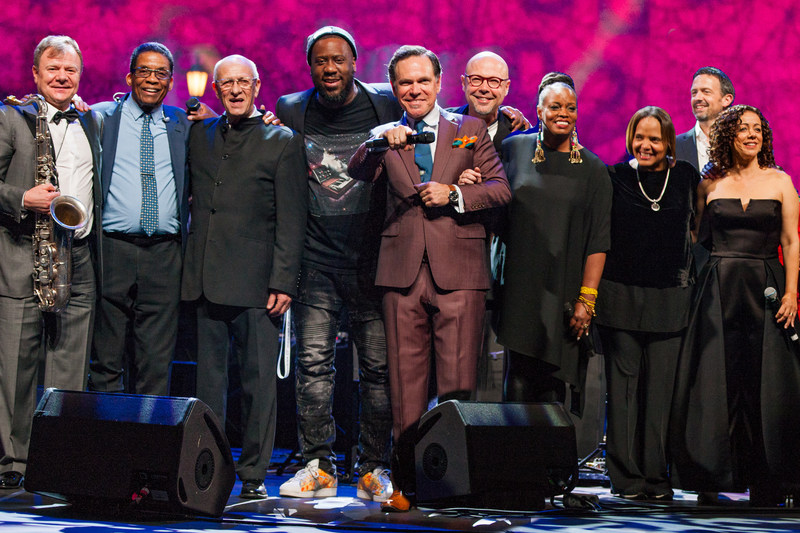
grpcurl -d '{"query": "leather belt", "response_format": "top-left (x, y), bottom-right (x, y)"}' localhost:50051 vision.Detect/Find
top-left (103, 231), bottom-right (179, 247)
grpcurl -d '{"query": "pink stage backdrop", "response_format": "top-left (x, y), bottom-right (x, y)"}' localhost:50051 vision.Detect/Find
top-left (2, 0), bottom-right (799, 181)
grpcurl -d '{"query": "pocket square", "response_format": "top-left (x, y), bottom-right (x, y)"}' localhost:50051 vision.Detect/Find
top-left (452, 135), bottom-right (477, 149)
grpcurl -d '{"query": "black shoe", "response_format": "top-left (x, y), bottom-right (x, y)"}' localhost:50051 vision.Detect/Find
top-left (648, 492), bottom-right (673, 502)
top-left (0, 471), bottom-right (23, 489)
top-left (240, 480), bottom-right (267, 499)
top-left (697, 492), bottom-right (720, 506)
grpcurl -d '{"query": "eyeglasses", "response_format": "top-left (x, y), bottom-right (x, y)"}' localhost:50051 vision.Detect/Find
top-left (132, 67), bottom-right (172, 80)
top-left (215, 77), bottom-right (258, 91)
top-left (464, 74), bottom-right (508, 89)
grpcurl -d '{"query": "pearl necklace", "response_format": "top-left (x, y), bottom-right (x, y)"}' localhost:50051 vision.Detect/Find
top-left (636, 166), bottom-right (670, 212)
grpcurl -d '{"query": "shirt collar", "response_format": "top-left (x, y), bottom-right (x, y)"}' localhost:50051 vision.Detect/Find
top-left (406, 104), bottom-right (440, 130)
top-left (124, 93), bottom-right (162, 121)
top-left (694, 122), bottom-right (709, 145)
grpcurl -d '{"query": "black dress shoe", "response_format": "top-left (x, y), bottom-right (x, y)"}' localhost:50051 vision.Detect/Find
top-left (0, 471), bottom-right (23, 489)
top-left (240, 480), bottom-right (267, 499)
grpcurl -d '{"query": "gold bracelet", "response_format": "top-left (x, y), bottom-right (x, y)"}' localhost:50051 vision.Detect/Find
top-left (577, 295), bottom-right (597, 317)
top-left (580, 286), bottom-right (598, 297)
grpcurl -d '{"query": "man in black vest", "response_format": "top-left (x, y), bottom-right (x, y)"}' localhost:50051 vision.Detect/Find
top-left (182, 54), bottom-right (307, 499)
top-left (275, 26), bottom-right (401, 502)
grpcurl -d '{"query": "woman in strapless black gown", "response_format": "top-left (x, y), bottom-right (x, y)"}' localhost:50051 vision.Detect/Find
top-left (670, 105), bottom-right (800, 506)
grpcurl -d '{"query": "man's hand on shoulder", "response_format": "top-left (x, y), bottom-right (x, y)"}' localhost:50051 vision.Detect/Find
top-left (500, 106), bottom-right (531, 131)
top-left (259, 105), bottom-right (284, 127)
top-left (71, 94), bottom-right (90, 112)
top-left (187, 101), bottom-right (219, 121)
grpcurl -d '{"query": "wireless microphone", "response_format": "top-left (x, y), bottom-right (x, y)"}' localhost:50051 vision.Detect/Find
top-left (764, 286), bottom-right (800, 342)
top-left (186, 97), bottom-right (201, 113)
top-left (365, 131), bottom-right (435, 149)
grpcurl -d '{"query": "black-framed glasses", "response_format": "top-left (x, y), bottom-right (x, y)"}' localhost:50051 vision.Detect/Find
top-left (215, 77), bottom-right (258, 91)
top-left (464, 74), bottom-right (508, 89)
top-left (132, 67), bottom-right (172, 80)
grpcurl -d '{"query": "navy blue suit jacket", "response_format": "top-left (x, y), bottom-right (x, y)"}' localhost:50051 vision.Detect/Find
top-left (94, 94), bottom-right (191, 251)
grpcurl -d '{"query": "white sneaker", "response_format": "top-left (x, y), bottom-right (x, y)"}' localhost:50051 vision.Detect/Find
top-left (356, 467), bottom-right (393, 502)
top-left (279, 459), bottom-right (338, 498)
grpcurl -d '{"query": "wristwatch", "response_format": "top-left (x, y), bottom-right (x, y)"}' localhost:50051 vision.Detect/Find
top-left (448, 184), bottom-right (459, 205)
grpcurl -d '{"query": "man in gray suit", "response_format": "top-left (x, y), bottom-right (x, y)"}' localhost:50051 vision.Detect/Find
top-left (675, 67), bottom-right (735, 172)
top-left (182, 55), bottom-right (307, 499)
top-left (89, 42), bottom-right (192, 396)
top-left (0, 35), bottom-right (102, 490)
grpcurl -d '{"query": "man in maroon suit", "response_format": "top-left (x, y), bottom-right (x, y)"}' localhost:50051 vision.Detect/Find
top-left (348, 45), bottom-right (511, 511)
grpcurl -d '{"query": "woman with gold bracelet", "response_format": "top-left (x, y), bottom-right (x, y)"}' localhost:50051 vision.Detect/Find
top-left (594, 107), bottom-right (699, 501)
top-left (496, 72), bottom-right (611, 406)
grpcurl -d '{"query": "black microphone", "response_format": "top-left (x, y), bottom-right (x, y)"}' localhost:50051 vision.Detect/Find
top-left (186, 97), bottom-right (201, 113)
top-left (365, 131), bottom-right (435, 149)
top-left (764, 287), bottom-right (800, 342)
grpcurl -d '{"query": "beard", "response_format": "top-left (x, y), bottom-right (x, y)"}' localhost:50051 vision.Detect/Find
top-left (315, 74), bottom-right (355, 107)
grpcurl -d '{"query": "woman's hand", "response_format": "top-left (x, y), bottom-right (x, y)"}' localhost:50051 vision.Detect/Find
top-left (777, 292), bottom-right (798, 328)
top-left (570, 300), bottom-right (593, 339)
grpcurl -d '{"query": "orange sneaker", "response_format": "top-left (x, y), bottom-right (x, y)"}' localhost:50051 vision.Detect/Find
top-left (357, 468), bottom-right (393, 502)
top-left (279, 459), bottom-right (338, 498)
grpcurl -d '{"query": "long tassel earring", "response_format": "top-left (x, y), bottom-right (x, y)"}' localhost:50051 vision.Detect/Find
top-left (569, 128), bottom-right (583, 164)
top-left (532, 128), bottom-right (545, 163)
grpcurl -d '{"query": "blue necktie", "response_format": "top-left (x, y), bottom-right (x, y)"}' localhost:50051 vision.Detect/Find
top-left (414, 120), bottom-right (433, 182)
top-left (140, 113), bottom-right (158, 236)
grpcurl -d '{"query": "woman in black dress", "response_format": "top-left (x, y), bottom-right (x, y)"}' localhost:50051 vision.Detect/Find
top-left (670, 105), bottom-right (800, 506)
top-left (494, 73), bottom-right (611, 409)
top-left (595, 107), bottom-right (699, 500)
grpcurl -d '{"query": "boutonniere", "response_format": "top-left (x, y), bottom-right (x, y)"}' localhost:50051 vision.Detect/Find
top-left (452, 135), bottom-right (477, 149)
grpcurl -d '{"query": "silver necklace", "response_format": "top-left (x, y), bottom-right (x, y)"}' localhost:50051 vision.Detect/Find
top-left (636, 166), bottom-right (670, 212)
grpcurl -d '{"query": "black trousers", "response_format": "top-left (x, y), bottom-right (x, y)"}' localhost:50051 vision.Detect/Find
top-left (90, 234), bottom-right (180, 395)
top-left (598, 326), bottom-right (680, 496)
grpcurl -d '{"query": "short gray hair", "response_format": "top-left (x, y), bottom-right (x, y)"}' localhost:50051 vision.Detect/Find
top-left (34, 35), bottom-right (83, 71)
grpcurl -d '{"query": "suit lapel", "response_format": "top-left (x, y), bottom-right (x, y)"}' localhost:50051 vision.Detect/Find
top-left (431, 112), bottom-right (457, 183)
top-left (396, 115), bottom-right (420, 184)
top-left (164, 105), bottom-right (186, 203)
top-left (101, 99), bottom-right (123, 203)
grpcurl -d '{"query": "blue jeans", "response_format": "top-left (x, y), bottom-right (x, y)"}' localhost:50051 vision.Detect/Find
top-left (292, 265), bottom-right (392, 475)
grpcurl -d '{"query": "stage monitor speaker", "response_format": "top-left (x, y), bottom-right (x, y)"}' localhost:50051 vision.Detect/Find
top-left (415, 400), bottom-right (578, 510)
top-left (25, 389), bottom-right (236, 517)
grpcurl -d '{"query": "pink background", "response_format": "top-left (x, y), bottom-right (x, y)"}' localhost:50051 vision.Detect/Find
top-left (2, 0), bottom-right (798, 182)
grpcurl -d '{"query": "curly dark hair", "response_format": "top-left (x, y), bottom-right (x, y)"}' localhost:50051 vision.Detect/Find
top-left (703, 104), bottom-right (777, 180)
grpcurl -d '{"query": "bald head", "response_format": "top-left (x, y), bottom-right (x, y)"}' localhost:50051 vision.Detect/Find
top-left (213, 54), bottom-right (261, 124)
top-left (461, 51), bottom-right (510, 125)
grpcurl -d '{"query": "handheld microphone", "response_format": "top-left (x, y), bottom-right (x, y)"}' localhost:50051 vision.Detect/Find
top-left (186, 97), bottom-right (201, 113)
top-left (365, 131), bottom-right (435, 149)
top-left (764, 287), bottom-right (800, 342)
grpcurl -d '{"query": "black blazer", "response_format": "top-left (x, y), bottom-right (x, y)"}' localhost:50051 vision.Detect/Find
top-left (448, 104), bottom-right (513, 154)
top-left (181, 116), bottom-right (308, 307)
top-left (676, 128), bottom-right (699, 172)
top-left (94, 95), bottom-right (192, 251)
top-left (275, 79), bottom-right (403, 134)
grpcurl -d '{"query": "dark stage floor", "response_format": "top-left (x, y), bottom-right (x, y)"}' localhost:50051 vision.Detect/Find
top-left (3, 449), bottom-right (800, 532)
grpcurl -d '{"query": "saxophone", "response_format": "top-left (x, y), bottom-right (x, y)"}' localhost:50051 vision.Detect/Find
top-left (5, 94), bottom-right (89, 312)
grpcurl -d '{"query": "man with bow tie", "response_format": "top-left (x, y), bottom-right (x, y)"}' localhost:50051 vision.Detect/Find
top-left (348, 45), bottom-right (510, 510)
top-left (0, 35), bottom-right (102, 490)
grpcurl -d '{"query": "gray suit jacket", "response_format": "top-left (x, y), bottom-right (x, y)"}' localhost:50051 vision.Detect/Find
top-left (0, 102), bottom-right (103, 298)
top-left (94, 95), bottom-right (191, 251)
top-left (676, 128), bottom-right (699, 172)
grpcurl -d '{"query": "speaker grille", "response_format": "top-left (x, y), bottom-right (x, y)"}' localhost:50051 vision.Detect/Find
top-left (422, 443), bottom-right (448, 481)
top-left (195, 449), bottom-right (215, 490)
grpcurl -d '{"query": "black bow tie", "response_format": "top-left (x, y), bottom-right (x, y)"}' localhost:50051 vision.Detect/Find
top-left (52, 108), bottom-right (80, 125)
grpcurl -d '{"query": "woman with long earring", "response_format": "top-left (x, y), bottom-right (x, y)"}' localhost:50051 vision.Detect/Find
top-left (671, 105), bottom-right (800, 506)
top-left (494, 72), bottom-right (611, 410)
top-left (595, 107), bottom-right (699, 501)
